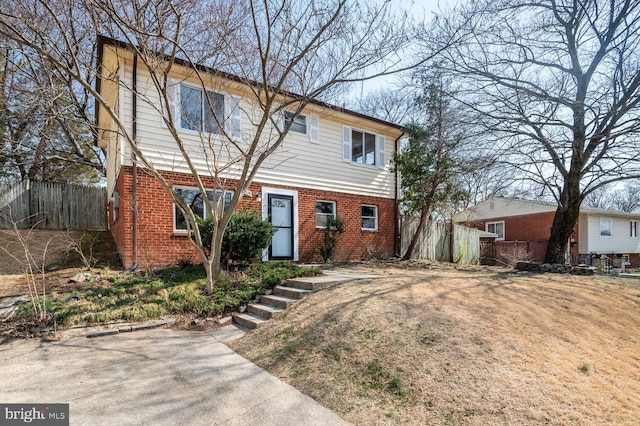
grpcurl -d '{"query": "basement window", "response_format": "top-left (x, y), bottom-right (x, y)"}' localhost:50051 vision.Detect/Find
top-left (361, 205), bottom-right (378, 231)
top-left (173, 186), bottom-right (234, 232)
top-left (316, 200), bottom-right (336, 228)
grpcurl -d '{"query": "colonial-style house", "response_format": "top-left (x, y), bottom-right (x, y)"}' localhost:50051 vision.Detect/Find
top-left (458, 197), bottom-right (640, 267)
top-left (95, 37), bottom-right (404, 268)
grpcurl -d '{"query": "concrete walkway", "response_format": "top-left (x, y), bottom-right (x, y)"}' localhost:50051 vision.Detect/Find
top-left (0, 326), bottom-right (351, 425)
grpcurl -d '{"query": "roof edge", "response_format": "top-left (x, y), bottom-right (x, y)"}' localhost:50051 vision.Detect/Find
top-left (96, 35), bottom-right (404, 132)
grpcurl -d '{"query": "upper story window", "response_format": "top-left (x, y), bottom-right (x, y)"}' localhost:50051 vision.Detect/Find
top-left (600, 218), bottom-right (613, 237)
top-left (342, 125), bottom-right (385, 168)
top-left (361, 205), bottom-right (378, 231)
top-left (285, 111), bottom-right (308, 135)
top-left (166, 80), bottom-right (241, 139)
top-left (631, 220), bottom-right (637, 238)
top-left (181, 85), bottom-right (225, 134)
top-left (486, 221), bottom-right (504, 241)
top-left (315, 200), bottom-right (336, 228)
top-left (352, 130), bottom-right (376, 165)
top-left (173, 186), bottom-right (234, 232)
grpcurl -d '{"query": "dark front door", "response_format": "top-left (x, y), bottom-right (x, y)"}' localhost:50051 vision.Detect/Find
top-left (268, 194), bottom-right (294, 260)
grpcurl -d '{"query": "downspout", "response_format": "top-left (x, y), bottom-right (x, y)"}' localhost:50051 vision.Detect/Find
top-left (393, 131), bottom-right (405, 258)
top-left (128, 53), bottom-right (139, 271)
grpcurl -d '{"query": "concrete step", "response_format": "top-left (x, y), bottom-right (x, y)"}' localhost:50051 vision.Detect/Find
top-left (274, 285), bottom-right (312, 300)
top-left (260, 294), bottom-right (298, 310)
top-left (248, 303), bottom-right (283, 319)
top-left (233, 312), bottom-right (269, 330)
top-left (285, 276), bottom-right (345, 291)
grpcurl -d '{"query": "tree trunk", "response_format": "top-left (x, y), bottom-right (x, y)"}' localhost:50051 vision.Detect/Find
top-left (544, 175), bottom-right (582, 264)
top-left (203, 258), bottom-right (214, 295)
top-left (402, 203), bottom-right (432, 261)
top-left (205, 226), bottom-right (225, 294)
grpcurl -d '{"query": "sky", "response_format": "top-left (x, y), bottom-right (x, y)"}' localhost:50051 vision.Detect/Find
top-left (354, 0), bottom-right (459, 98)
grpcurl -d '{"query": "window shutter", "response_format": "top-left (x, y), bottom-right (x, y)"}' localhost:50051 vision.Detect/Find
top-left (162, 78), bottom-right (180, 128)
top-left (342, 125), bottom-right (352, 162)
top-left (309, 114), bottom-right (320, 143)
top-left (226, 95), bottom-right (242, 140)
top-left (377, 135), bottom-right (386, 168)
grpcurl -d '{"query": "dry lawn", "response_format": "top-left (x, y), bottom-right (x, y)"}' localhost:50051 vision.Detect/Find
top-left (0, 229), bottom-right (120, 297)
top-left (229, 263), bottom-right (640, 425)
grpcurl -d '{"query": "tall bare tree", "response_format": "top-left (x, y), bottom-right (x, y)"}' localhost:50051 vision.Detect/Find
top-left (0, 0), bottom-right (417, 291)
top-left (429, 0), bottom-right (640, 263)
top-left (0, 37), bottom-right (103, 183)
top-left (583, 183), bottom-right (640, 212)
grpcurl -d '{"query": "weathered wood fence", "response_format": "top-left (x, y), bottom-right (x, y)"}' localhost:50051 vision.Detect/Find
top-left (0, 180), bottom-right (107, 230)
top-left (400, 218), bottom-right (481, 264)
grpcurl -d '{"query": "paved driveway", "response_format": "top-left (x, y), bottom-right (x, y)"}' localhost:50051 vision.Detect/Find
top-left (0, 326), bottom-right (350, 425)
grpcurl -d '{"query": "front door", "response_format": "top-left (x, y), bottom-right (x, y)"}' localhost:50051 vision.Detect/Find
top-left (268, 194), bottom-right (294, 260)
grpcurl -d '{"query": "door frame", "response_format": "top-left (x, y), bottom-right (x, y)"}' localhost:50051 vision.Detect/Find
top-left (262, 187), bottom-right (299, 261)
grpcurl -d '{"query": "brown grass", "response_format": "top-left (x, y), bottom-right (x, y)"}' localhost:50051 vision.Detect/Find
top-left (229, 262), bottom-right (640, 425)
top-left (0, 230), bottom-right (120, 297)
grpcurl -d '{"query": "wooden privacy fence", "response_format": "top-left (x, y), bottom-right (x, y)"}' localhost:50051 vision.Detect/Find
top-left (0, 180), bottom-right (108, 230)
top-left (400, 217), bottom-right (481, 264)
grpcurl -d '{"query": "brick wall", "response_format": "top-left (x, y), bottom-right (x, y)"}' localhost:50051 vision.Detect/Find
top-left (463, 211), bottom-right (581, 263)
top-left (109, 167), bottom-right (396, 268)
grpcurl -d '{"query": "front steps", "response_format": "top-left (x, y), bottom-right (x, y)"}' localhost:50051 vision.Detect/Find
top-left (233, 280), bottom-right (307, 330)
top-left (232, 271), bottom-right (380, 330)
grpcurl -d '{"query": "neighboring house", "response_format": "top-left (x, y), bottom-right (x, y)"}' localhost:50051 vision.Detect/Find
top-left (95, 37), bottom-right (404, 268)
top-left (457, 197), bottom-right (640, 267)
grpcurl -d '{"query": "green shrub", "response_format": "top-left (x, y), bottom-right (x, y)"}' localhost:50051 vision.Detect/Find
top-left (198, 210), bottom-right (275, 264)
top-left (315, 216), bottom-right (345, 263)
top-left (245, 261), bottom-right (322, 288)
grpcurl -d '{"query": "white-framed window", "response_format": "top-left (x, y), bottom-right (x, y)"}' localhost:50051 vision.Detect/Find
top-left (342, 125), bottom-right (385, 168)
top-left (361, 205), bottom-right (378, 231)
top-left (173, 186), bottom-right (234, 232)
top-left (315, 200), bottom-right (336, 228)
top-left (285, 111), bottom-right (308, 135)
top-left (631, 221), bottom-right (637, 238)
top-left (486, 221), bottom-right (505, 241)
top-left (352, 129), bottom-right (376, 165)
top-left (166, 80), bottom-right (241, 139)
top-left (600, 218), bottom-right (613, 237)
top-left (623, 254), bottom-right (631, 265)
top-left (180, 84), bottom-right (225, 134)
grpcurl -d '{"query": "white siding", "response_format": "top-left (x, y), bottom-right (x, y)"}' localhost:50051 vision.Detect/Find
top-left (578, 214), bottom-right (588, 254)
top-left (106, 64), bottom-right (132, 196)
top-left (122, 69), bottom-right (398, 199)
top-left (585, 214), bottom-right (640, 253)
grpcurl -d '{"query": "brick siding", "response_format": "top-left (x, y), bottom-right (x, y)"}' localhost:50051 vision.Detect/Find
top-left (463, 211), bottom-right (581, 263)
top-left (109, 167), bottom-right (396, 268)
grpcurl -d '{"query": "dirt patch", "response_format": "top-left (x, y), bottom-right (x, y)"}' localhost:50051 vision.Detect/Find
top-left (229, 263), bottom-right (640, 425)
top-left (0, 229), bottom-right (120, 297)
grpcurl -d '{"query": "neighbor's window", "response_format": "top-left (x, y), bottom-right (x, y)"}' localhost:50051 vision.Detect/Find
top-left (174, 186), bottom-right (234, 231)
top-left (180, 84), bottom-right (225, 134)
top-left (352, 129), bottom-right (377, 165)
top-left (316, 200), bottom-right (336, 228)
top-left (284, 111), bottom-right (308, 135)
top-left (600, 218), bottom-right (613, 237)
top-left (361, 205), bottom-right (378, 231)
top-left (623, 254), bottom-right (631, 265)
top-left (486, 221), bottom-right (505, 241)
top-left (631, 220), bottom-right (637, 238)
